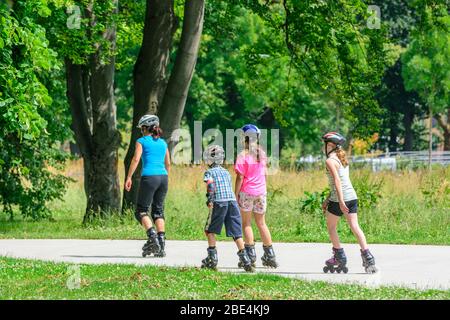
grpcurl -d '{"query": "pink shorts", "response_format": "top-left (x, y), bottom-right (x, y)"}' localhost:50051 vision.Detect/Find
top-left (238, 192), bottom-right (267, 214)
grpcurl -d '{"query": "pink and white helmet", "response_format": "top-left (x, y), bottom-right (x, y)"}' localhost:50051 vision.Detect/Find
top-left (322, 132), bottom-right (346, 146)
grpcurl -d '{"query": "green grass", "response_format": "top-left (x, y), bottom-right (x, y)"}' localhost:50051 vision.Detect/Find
top-left (0, 166), bottom-right (449, 245)
top-left (0, 257), bottom-right (448, 300)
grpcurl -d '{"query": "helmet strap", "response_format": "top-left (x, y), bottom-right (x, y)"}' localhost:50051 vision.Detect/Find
top-left (325, 142), bottom-right (339, 158)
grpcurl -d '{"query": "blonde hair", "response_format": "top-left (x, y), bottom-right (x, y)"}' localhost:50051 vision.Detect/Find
top-left (335, 147), bottom-right (349, 167)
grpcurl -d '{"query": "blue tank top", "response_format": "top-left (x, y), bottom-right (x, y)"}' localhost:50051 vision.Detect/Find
top-left (137, 136), bottom-right (168, 176)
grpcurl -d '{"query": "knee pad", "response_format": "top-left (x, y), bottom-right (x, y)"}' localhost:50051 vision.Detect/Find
top-left (135, 211), bottom-right (149, 223)
top-left (151, 211), bottom-right (165, 222)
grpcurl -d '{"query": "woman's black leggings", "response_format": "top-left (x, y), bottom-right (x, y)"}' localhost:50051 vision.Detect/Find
top-left (135, 175), bottom-right (168, 223)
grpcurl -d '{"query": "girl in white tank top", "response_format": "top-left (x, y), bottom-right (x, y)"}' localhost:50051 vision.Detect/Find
top-left (321, 132), bottom-right (377, 274)
top-left (326, 157), bottom-right (357, 202)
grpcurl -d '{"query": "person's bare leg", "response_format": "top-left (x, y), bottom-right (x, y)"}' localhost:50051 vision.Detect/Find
top-left (345, 213), bottom-right (368, 250)
top-left (155, 218), bottom-right (165, 233)
top-left (141, 216), bottom-right (153, 231)
top-left (206, 232), bottom-right (217, 248)
top-left (240, 210), bottom-right (254, 245)
top-left (326, 212), bottom-right (341, 248)
top-left (254, 213), bottom-right (272, 246)
top-left (234, 237), bottom-right (245, 251)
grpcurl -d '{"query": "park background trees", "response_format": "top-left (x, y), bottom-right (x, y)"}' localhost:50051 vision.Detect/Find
top-left (1, 0), bottom-right (448, 221)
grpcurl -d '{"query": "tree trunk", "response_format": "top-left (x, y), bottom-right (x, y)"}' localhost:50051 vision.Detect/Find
top-left (65, 2), bottom-right (122, 222)
top-left (122, 0), bottom-right (177, 211)
top-left (428, 106), bottom-right (433, 170)
top-left (402, 107), bottom-right (414, 151)
top-left (159, 0), bottom-right (205, 151)
top-left (388, 116), bottom-right (399, 152)
top-left (435, 109), bottom-right (450, 151)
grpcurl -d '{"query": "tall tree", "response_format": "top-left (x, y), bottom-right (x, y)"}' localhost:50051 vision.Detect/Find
top-left (122, 0), bottom-right (177, 209)
top-left (122, 0), bottom-right (205, 210)
top-left (46, 1), bottom-right (122, 221)
top-left (159, 0), bottom-right (205, 151)
top-left (239, 0), bottom-right (389, 140)
top-left (0, 0), bottom-right (70, 220)
top-left (402, 2), bottom-right (450, 152)
top-left (375, 0), bottom-right (425, 152)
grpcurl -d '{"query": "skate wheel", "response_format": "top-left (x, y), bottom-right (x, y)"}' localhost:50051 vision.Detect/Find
top-left (342, 267), bottom-right (348, 274)
top-left (142, 252), bottom-right (147, 258)
top-left (245, 266), bottom-right (255, 273)
top-left (323, 266), bottom-right (328, 273)
top-left (365, 266), bottom-right (378, 274)
top-left (337, 269), bottom-right (341, 274)
top-left (330, 268), bottom-right (335, 273)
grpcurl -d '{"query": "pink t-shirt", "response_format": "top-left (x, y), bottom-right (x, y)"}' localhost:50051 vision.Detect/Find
top-left (234, 151), bottom-right (267, 196)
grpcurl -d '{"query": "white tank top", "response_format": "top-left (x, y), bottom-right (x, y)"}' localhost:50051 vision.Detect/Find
top-left (326, 157), bottom-right (357, 202)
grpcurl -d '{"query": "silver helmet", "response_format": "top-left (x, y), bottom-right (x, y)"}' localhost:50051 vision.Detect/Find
top-left (137, 114), bottom-right (159, 129)
top-left (203, 144), bottom-right (225, 166)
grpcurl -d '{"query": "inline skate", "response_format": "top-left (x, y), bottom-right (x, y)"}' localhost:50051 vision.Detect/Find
top-left (237, 249), bottom-right (255, 272)
top-left (201, 247), bottom-right (218, 270)
top-left (323, 247), bottom-right (348, 274)
top-left (154, 232), bottom-right (166, 257)
top-left (361, 249), bottom-right (378, 273)
top-left (142, 228), bottom-right (161, 257)
top-left (261, 245), bottom-right (278, 268)
top-left (238, 244), bottom-right (256, 268)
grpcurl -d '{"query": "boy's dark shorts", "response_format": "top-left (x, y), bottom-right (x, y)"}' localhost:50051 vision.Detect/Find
top-left (327, 199), bottom-right (358, 216)
top-left (204, 200), bottom-right (242, 239)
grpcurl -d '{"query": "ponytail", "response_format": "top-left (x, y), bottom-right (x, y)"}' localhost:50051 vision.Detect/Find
top-left (141, 125), bottom-right (163, 138)
top-left (336, 147), bottom-right (349, 167)
top-left (151, 125), bottom-right (163, 138)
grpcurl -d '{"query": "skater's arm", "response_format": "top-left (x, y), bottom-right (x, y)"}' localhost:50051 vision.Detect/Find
top-left (165, 149), bottom-right (171, 175)
top-left (322, 195), bottom-right (330, 213)
top-left (325, 159), bottom-right (349, 214)
top-left (235, 174), bottom-right (243, 200)
top-left (205, 179), bottom-right (215, 208)
top-left (125, 142), bottom-right (143, 192)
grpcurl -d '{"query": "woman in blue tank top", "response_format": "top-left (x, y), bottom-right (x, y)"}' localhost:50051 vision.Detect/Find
top-left (125, 115), bottom-right (170, 258)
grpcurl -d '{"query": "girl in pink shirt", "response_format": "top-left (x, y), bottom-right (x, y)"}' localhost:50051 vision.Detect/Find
top-left (234, 124), bottom-right (278, 268)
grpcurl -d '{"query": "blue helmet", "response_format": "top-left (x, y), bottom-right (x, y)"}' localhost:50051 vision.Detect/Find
top-left (242, 124), bottom-right (261, 136)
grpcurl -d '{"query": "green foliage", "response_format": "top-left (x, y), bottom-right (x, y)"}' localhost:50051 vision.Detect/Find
top-left (2, 257), bottom-right (449, 299)
top-left (352, 171), bottom-right (383, 209)
top-left (44, 0), bottom-right (118, 64)
top-left (238, 0), bottom-right (390, 139)
top-left (299, 188), bottom-right (329, 215)
top-left (402, 3), bottom-right (450, 114)
top-left (0, 1), bottom-right (70, 220)
top-left (420, 168), bottom-right (450, 208)
top-left (185, 1), bottom-right (337, 154)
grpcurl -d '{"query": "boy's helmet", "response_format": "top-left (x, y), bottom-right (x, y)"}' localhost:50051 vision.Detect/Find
top-left (322, 132), bottom-right (346, 146)
top-left (137, 114), bottom-right (159, 129)
top-left (204, 144), bottom-right (225, 166)
top-left (242, 124), bottom-right (261, 136)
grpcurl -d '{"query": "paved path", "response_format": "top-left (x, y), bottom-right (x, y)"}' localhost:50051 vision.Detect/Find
top-left (1, 240), bottom-right (449, 290)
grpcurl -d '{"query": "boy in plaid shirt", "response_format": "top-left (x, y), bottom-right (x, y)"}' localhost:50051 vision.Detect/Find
top-left (201, 145), bottom-right (254, 272)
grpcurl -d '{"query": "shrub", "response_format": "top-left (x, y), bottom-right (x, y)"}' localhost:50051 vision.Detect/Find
top-left (0, 2), bottom-right (70, 220)
top-left (299, 188), bottom-right (329, 215)
top-left (420, 168), bottom-right (450, 208)
top-left (351, 171), bottom-right (383, 209)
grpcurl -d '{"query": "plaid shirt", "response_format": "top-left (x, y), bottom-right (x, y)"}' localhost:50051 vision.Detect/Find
top-left (203, 166), bottom-right (236, 202)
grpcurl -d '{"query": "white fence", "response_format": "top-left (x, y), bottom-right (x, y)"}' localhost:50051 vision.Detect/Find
top-left (297, 151), bottom-right (450, 171)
